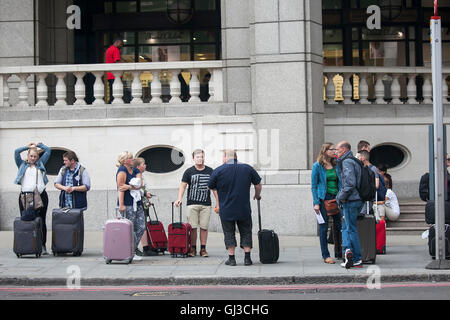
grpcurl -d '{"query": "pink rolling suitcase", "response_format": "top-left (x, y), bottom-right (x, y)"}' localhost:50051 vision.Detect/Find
top-left (103, 211), bottom-right (134, 264)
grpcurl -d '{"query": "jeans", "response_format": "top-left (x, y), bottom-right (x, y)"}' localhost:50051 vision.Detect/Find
top-left (319, 193), bottom-right (342, 259)
top-left (341, 200), bottom-right (363, 262)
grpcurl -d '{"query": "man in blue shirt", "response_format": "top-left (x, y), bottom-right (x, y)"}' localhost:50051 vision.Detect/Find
top-left (208, 150), bottom-right (262, 266)
top-left (54, 151), bottom-right (91, 210)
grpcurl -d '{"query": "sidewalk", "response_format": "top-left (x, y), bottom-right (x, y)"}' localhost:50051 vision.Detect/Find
top-left (1, 231), bottom-right (449, 286)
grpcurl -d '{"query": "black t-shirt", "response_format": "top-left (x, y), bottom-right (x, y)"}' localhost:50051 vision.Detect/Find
top-left (182, 166), bottom-right (214, 206)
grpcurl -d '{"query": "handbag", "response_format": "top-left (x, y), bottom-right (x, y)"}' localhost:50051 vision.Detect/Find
top-left (20, 207), bottom-right (37, 221)
top-left (20, 168), bottom-right (44, 210)
top-left (324, 199), bottom-right (339, 216)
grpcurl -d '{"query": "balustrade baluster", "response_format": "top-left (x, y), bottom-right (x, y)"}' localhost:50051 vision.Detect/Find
top-left (189, 69), bottom-right (201, 102)
top-left (35, 73), bottom-right (48, 107)
top-left (73, 72), bottom-right (86, 105)
top-left (169, 70), bottom-right (181, 103)
top-left (17, 74), bottom-right (29, 107)
top-left (150, 71), bottom-right (162, 103)
top-left (54, 73), bottom-right (67, 106)
top-left (422, 74), bottom-right (433, 104)
top-left (131, 71), bottom-right (143, 104)
top-left (92, 72), bottom-right (105, 105)
top-left (2, 74), bottom-right (10, 107)
top-left (374, 74), bottom-right (386, 104)
top-left (406, 73), bottom-right (418, 104)
top-left (391, 74), bottom-right (402, 104)
top-left (443, 74), bottom-right (448, 104)
top-left (342, 73), bottom-right (353, 104)
top-left (325, 73), bottom-right (336, 104)
top-left (358, 74), bottom-right (370, 104)
top-left (111, 71), bottom-right (124, 104)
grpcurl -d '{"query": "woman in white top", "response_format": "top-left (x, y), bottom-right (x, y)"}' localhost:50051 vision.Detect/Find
top-left (384, 178), bottom-right (400, 221)
top-left (14, 142), bottom-right (51, 254)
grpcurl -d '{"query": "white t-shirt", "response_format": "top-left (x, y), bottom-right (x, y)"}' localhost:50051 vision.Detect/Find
top-left (385, 189), bottom-right (400, 215)
top-left (21, 166), bottom-right (45, 194)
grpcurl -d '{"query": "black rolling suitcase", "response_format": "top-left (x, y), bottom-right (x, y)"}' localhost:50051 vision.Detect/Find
top-left (428, 224), bottom-right (450, 259)
top-left (356, 214), bottom-right (377, 264)
top-left (51, 207), bottom-right (84, 256)
top-left (257, 200), bottom-right (279, 264)
top-left (13, 217), bottom-right (43, 258)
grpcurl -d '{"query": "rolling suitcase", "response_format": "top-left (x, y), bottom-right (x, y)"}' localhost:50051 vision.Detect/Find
top-left (257, 199), bottom-right (279, 264)
top-left (103, 210), bottom-right (135, 264)
top-left (168, 202), bottom-right (192, 258)
top-left (51, 207), bottom-right (84, 256)
top-left (13, 217), bottom-right (43, 258)
top-left (145, 203), bottom-right (168, 254)
top-left (428, 224), bottom-right (450, 259)
top-left (356, 214), bottom-right (377, 264)
top-left (376, 219), bottom-right (386, 254)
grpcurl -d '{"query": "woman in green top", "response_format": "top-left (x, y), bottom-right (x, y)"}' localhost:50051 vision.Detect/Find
top-left (311, 143), bottom-right (342, 264)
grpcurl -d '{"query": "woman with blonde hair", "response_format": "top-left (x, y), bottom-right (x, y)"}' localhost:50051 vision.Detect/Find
top-left (311, 142), bottom-right (342, 264)
top-left (14, 142), bottom-right (51, 254)
top-left (116, 151), bottom-right (145, 261)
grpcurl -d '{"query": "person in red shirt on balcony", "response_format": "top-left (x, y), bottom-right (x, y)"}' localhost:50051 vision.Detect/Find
top-left (105, 39), bottom-right (124, 103)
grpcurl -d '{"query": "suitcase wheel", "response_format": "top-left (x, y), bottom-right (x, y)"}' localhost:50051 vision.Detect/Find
top-left (105, 259), bottom-right (112, 264)
top-left (36, 254), bottom-right (41, 258)
top-left (16, 254), bottom-right (21, 258)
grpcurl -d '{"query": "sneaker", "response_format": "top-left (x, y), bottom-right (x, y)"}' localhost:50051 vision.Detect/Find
top-left (188, 247), bottom-right (197, 257)
top-left (42, 246), bottom-right (49, 255)
top-left (225, 257), bottom-right (237, 266)
top-left (244, 256), bottom-right (253, 266)
top-left (340, 249), bottom-right (353, 269)
top-left (133, 254), bottom-right (143, 261)
top-left (200, 248), bottom-right (209, 257)
top-left (353, 260), bottom-right (363, 268)
top-left (135, 248), bottom-right (144, 256)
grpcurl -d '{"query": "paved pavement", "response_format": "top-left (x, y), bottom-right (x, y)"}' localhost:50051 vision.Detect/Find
top-left (1, 231), bottom-right (449, 286)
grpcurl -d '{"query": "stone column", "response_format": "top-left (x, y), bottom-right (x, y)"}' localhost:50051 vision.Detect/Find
top-left (247, 0), bottom-right (322, 235)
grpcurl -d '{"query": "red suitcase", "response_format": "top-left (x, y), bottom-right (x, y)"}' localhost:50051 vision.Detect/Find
top-left (168, 202), bottom-right (192, 258)
top-left (376, 219), bottom-right (386, 254)
top-left (145, 204), bottom-right (168, 254)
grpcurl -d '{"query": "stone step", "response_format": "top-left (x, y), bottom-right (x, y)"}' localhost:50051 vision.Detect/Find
top-left (386, 226), bottom-right (429, 235)
top-left (387, 219), bottom-right (429, 228)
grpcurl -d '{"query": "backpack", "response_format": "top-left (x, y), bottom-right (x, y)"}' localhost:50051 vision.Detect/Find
top-left (350, 157), bottom-right (376, 202)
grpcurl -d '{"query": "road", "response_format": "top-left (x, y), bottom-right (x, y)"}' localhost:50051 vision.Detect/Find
top-left (1, 282), bottom-right (449, 300)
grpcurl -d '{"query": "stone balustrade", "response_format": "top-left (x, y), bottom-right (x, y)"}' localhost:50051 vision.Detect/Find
top-left (323, 66), bottom-right (449, 105)
top-left (0, 61), bottom-right (223, 107)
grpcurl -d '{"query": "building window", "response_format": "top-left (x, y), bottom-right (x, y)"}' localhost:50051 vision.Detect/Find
top-left (138, 146), bottom-right (185, 173)
top-left (370, 144), bottom-right (408, 170)
top-left (39, 148), bottom-right (71, 176)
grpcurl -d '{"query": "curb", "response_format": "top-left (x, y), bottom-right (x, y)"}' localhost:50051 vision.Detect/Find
top-left (1, 273), bottom-right (450, 287)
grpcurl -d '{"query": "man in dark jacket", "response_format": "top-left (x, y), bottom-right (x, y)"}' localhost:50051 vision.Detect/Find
top-left (419, 154), bottom-right (450, 201)
top-left (54, 151), bottom-right (91, 209)
top-left (336, 141), bottom-right (363, 269)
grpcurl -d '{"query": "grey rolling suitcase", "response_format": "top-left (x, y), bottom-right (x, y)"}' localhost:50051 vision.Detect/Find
top-left (52, 207), bottom-right (84, 256)
top-left (13, 217), bottom-right (43, 258)
top-left (356, 214), bottom-right (377, 264)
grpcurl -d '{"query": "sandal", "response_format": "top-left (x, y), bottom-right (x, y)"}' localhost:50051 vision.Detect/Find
top-left (324, 257), bottom-right (336, 264)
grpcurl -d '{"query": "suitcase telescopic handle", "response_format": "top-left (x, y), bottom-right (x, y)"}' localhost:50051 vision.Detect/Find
top-left (150, 203), bottom-right (159, 222)
top-left (171, 202), bottom-right (182, 224)
top-left (257, 199), bottom-right (262, 232)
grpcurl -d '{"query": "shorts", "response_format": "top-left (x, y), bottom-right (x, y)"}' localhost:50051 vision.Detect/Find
top-left (187, 205), bottom-right (211, 230)
top-left (220, 216), bottom-right (253, 249)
